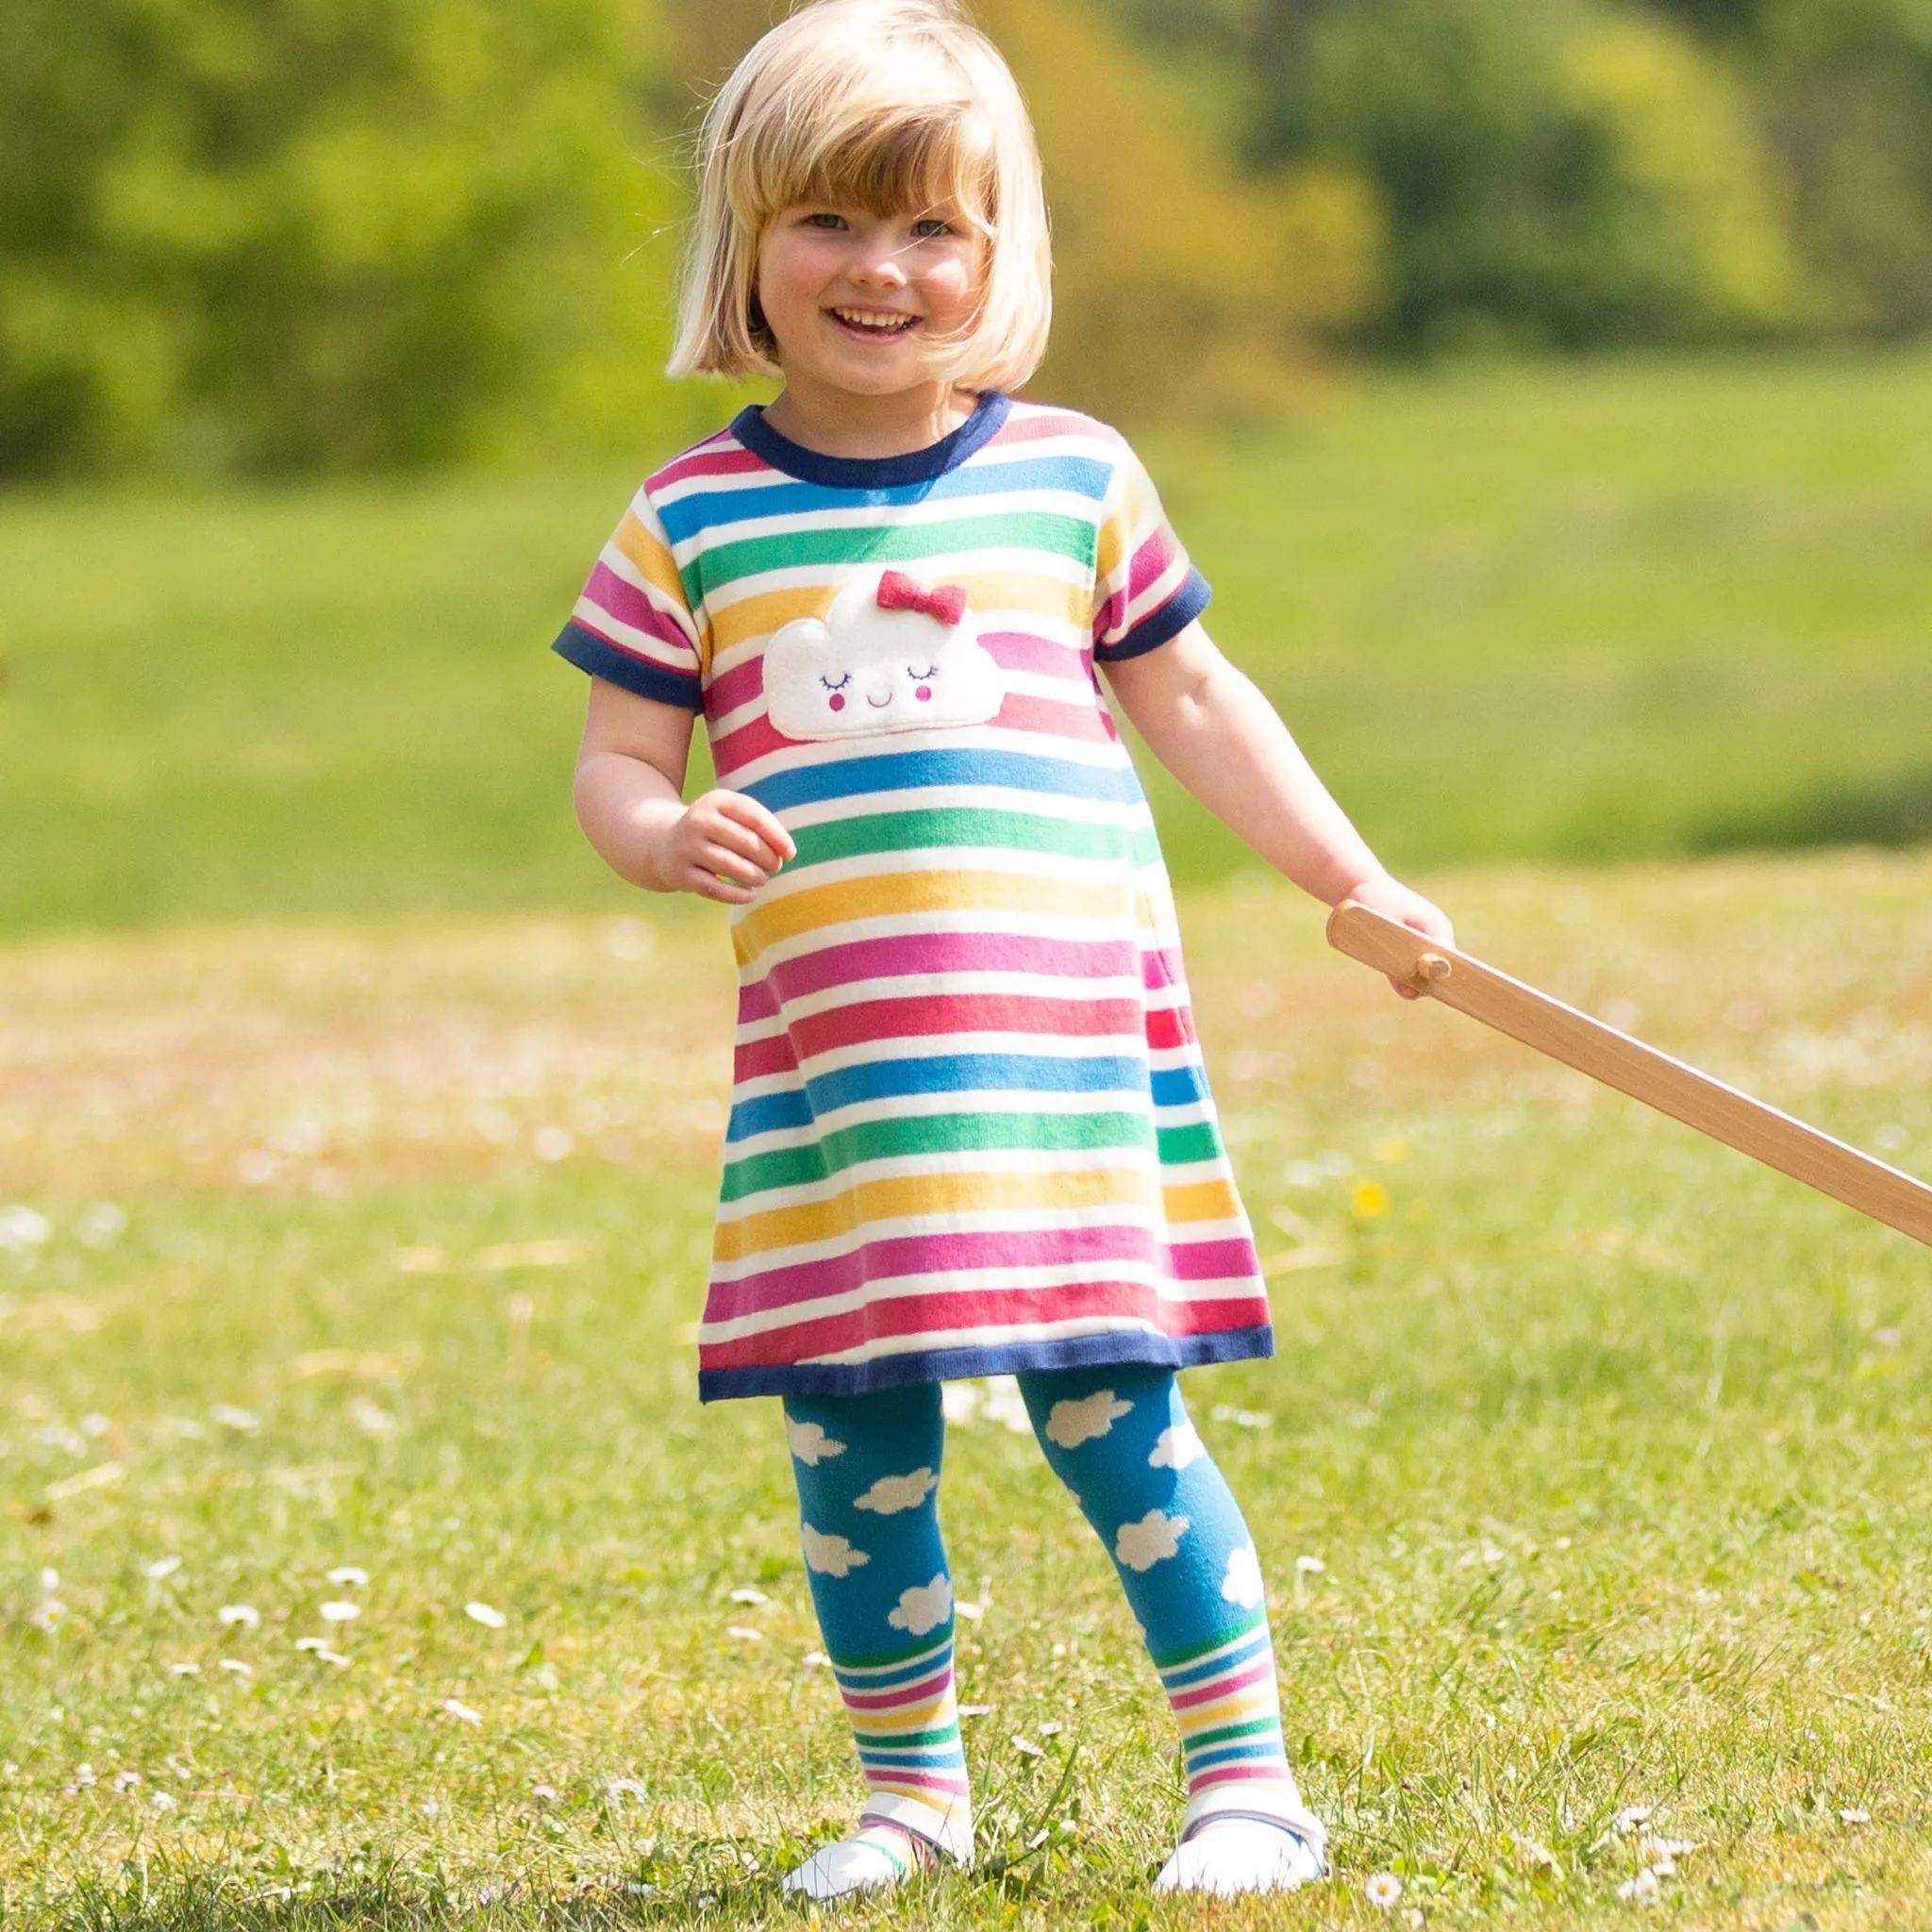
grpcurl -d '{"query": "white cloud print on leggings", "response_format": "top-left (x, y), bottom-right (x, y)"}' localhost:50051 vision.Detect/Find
top-left (764, 570), bottom-right (1004, 741)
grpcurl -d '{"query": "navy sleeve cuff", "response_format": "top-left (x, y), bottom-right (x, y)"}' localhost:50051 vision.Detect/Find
top-left (1091, 569), bottom-right (1211, 663)
top-left (552, 620), bottom-right (703, 708)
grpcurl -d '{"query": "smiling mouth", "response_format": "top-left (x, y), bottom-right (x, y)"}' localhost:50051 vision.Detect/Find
top-left (866, 693), bottom-right (893, 708)
top-left (829, 307), bottom-right (918, 340)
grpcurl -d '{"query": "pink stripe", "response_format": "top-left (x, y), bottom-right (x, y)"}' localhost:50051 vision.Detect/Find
top-left (979, 631), bottom-right (1091, 681)
top-left (701, 1284), bottom-right (1272, 1372)
top-left (706, 1224), bottom-right (1171, 1324)
top-left (1126, 528), bottom-right (1180, 604)
top-left (1171, 1658), bottom-right (1275, 1712)
top-left (708, 655), bottom-right (763, 718)
top-left (841, 1668), bottom-right (954, 1713)
top-left (1188, 1765), bottom-right (1294, 1790)
top-left (988, 408), bottom-right (1104, 447)
top-left (733, 1033), bottom-right (799, 1082)
top-left (865, 1770), bottom-right (972, 1794)
top-left (648, 438), bottom-right (762, 491)
top-left (767, 932), bottom-right (1142, 1006)
top-left (1141, 946), bottom-right (1184, 989)
top-left (1168, 1237), bottom-right (1260, 1282)
top-left (738, 980), bottom-right (780, 1024)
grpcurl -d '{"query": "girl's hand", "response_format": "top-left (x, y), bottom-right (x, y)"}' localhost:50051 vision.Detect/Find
top-left (662, 789), bottom-right (796, 905)
top-left (1341, 870), bottom-right (1455, 1000)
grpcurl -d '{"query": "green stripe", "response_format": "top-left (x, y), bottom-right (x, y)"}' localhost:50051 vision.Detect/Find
top-left (1152, 1608), bottom-right (1268, 1674)
top-left (857, 1726), bottom-right (963, 1751)
top-left (1182, 1717), bottom-right (1284, 1749)
top-left (1156, 1121), bottom-right (1223, 1167)
top-left (721, 1108), bottom-right (1155, 1204)
top-left (790, 807), bottom-right (1158, 872)
top-left (685, 509), bottom-right (1097, 604)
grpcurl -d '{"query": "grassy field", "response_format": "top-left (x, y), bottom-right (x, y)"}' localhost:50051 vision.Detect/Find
top-left (4, 852), bottom-right (1930, 1927)
top-left (5, 352), bottom-right (1932, 934)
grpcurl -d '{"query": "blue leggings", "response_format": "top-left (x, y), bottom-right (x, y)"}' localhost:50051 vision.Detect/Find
top-left (782, 1364), bottom-right (1324, 1860)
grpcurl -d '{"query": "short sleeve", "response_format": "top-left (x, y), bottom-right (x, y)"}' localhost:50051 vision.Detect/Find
top-left (1090, 442), bottom-right (1211, 662)
top-left (551, 487), bottom-right (706, 708)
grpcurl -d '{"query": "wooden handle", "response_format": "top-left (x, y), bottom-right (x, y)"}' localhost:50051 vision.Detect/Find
top-left (1326, 900), bottom-right (1932, 1249)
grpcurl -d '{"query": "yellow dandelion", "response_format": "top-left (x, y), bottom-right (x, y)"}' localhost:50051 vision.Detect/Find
top-left (1351, 1179), bottom-right (1391, 1220)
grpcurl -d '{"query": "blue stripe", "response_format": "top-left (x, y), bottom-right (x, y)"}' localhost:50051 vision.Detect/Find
top-left (741, 747), bottom-right (1146, 815)
top-left (857, 1745), bottom-right (966, 1766)
top-left (1150, 1064), bottom-right (1208, 1108)
top-left (1159, 1631), bottom-right (1274, 1692)
top-left (1188, 1739), bottom-right (1287, 1770)
top-left (656, 454), bottom-right (1114, 546)
top-left (725, 1090), bottom-right (815, 1141)
top-left (551, 622), bottom-right (702, 708)
top-left (726, 1053), bottom-right (1155, 1144)
top-left (1092, 568), bottom-right (1212, 662)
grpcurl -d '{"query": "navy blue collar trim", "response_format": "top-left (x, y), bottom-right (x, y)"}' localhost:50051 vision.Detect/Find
top-left (730, 391), bottom-right (1010, 488)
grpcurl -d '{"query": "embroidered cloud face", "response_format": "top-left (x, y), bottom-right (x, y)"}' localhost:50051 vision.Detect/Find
top-left (764, 569), bottom-right (1004, 741)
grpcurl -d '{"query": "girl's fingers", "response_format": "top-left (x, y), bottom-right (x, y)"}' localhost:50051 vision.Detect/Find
top-left (691, 841), bottom-right (769, 887)
top-left (700, 814), bottom-right (783, 869)
top-left (687, 865), bottom-right (757, 905)
top-left (712, 792), bottom-right (796, 863)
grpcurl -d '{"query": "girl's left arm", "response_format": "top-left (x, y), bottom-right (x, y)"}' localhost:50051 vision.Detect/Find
top-left (1102, 621), bottom-right (1452, 993)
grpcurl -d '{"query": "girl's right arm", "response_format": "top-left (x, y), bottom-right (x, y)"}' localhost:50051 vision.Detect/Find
top-left (572, 677), bottom-right (795, 907)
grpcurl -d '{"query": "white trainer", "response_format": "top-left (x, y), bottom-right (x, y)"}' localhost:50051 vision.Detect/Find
top-left (781, 1820), bottom-right (932, 1903)
top-left (1153, 1817), bottom-right (1325, 1897)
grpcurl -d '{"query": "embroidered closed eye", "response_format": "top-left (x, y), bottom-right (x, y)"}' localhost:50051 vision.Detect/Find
top-left (819, 673), bottom-right (853, 691)
top-left (907, 664), bottom-right (939, 680)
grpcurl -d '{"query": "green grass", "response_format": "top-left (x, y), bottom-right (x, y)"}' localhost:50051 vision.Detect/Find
top-left (5, 353), bottom-right (1932, 935)
top-left (4, 851), bottom-right (1930, 1927)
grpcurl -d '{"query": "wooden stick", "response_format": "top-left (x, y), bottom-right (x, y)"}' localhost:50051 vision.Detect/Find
top-left (1325, 900), bottom-right (1932, 1249)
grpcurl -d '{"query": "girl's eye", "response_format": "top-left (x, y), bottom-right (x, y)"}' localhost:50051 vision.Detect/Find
top-left (819, 673), bottom-right (852, 691)
top-left (907, 664), bottom-right (939, 679)
top-left (804, 212), bottom-right (848, 231)
top-left (910, 218), bottom-right (953, 240)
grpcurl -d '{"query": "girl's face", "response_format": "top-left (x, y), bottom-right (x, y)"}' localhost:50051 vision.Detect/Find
top-left (757, 203), bottom-right (982, 399)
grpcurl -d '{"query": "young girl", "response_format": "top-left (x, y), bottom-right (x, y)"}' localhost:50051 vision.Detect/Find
top-left (557, 0), bottom-right (1451, 1900)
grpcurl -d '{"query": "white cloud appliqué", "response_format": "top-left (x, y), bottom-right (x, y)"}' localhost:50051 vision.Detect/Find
top-left (1045, 1389), bottom-right (1134, 1450)
top-left (1148, 1422), bottom-right (1205, 1470)
top-left (1220, 1541), bottom-right (1266, 1609)
top-left (764, 572), bottom-right (1004, 741)
top-left (787, 1419), bottom-right (846, 1467)
top-left (888, 1573), bottom-right (954, 1638)
top-left (853, 1467), bottom-right (939, 1515)
top-left (1115, 1509), bottom-right (1191, 1572)
top-left (800, 1524), bottom-right (869, 1578)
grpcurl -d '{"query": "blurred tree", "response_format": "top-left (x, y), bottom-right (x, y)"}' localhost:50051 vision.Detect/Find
top-left (0, 0), bottom-right (714, 475)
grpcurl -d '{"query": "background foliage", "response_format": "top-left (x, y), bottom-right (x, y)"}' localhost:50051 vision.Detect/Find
top-left (7, 0), bottom-right (1932, 477)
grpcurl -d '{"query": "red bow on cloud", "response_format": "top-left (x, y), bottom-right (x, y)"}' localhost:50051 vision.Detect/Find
top-left (876, 569), bottom-right (968, 627)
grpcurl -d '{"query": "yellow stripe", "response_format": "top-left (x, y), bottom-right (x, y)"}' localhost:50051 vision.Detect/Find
top-left (1174, 1687), bottom-right (1277, 1738)
top-left (611, 511), bottom-right (710, 670)
top-left (1164, 1178), bottom-right (1242, 1224)
top-left (734, 868), bottom-right (1137, 963)
top-left (709, 570), bottom-right (1089, 661)
top-left (712, 1165), bottom-right (1160, 1263)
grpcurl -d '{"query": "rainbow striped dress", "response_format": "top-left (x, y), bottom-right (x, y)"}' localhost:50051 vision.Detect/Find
top-left (555, 392), bottom-right (1273, 1401)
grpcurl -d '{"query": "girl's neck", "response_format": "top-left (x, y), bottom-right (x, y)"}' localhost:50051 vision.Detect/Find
top-left (760, 376), bottom-right (979, 461)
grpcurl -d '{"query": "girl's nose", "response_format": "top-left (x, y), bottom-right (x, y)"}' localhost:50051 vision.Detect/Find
top-left (847, 244), bottom-right (909, 290)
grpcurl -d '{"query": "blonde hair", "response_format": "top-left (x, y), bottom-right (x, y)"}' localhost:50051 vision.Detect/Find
top-left (668, 0), bottom-right (1052, 393)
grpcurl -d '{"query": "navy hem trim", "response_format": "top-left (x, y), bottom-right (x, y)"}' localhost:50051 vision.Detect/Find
top-left (1092, 570), bottom-right (1212, 663)
top-left (696, 1323), bottom-right (1274, 1403)
top-left (729, 392), bottom-right (1011, 489)
top-left (552, 622), bottom-right (703, 709)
